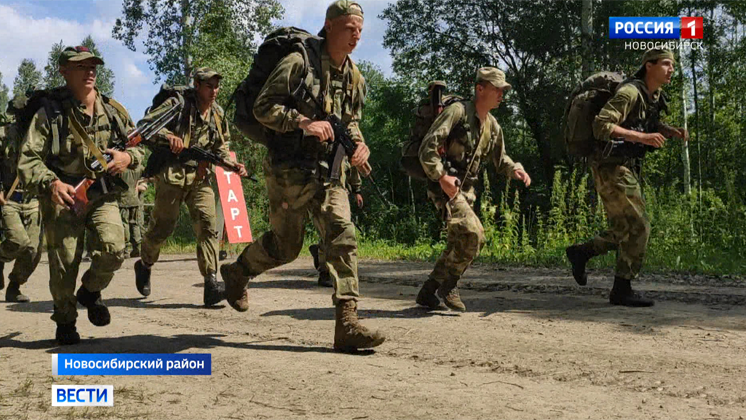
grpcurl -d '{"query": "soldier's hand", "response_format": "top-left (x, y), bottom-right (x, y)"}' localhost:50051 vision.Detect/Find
top-left (299, 119), bottom-right (334, 142)
top-left (350, 143), bottom-right (370, 167)
top-left (513, 169), bottom-right (531, 187)
top-left (50, 179), bottom-right (76, 208)
top-left (234, 163), bottom-right (249, 178)
top-left (166, 134), bottom-right (185, 154)
top-left (670, 127), bottom-right (689, 141)
top-left (0, 191), bottom-right (6, 206)
top-left (439, 174), bottom-right (459, 199)
top-left (106, 149), bottom-right (132, 175)
top-left (355, 193), bottom-right (364, 209)
top-left (636, 132), bottom-right (666, 148)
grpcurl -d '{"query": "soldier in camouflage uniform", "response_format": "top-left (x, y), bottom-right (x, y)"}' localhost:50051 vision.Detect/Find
top-left (134, 67), bottom-right (247, 306)
top-left (221, 0), bottom-right (386, 352)
top-left (0, 123), bottom-right (44, 302)
top-left (309, 163), bottom-right (363, 287)
top-left (18, 46), bottom-right (143, 345)
top-left (416, 67), bottom-right (531, 312)
top-left (118, 167), bottom-right (144, 257)
top-left (565, 49), bottom-right (688, 307)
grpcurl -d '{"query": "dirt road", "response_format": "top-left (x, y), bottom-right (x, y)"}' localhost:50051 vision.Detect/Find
top-left (2, 255), bottom-right (745, 419)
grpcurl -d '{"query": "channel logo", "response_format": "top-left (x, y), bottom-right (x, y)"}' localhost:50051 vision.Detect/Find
top-left (610, 17), bottom-right (703, 39)
top-left (52, 385), bottom-right (113, 407)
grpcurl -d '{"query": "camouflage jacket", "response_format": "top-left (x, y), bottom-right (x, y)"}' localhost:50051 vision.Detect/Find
top-left (18, 89), bottom-right (143, 195)
top-left (253, 47), bottom-right (365, 184)
top-left (419, 100), bottom-right (523, 200)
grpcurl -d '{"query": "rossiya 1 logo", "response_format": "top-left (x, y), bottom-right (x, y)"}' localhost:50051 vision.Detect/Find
top-left (610, 17), bottom-right (703, 39)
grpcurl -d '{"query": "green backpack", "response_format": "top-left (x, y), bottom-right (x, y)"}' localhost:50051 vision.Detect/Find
top-left (563, 71), bottom-right (626, 157)
top-left (400, 81), bottom-right (465, 180)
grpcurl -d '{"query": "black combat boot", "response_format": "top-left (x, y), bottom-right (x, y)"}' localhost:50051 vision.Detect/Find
top-left (609, 276), bottom-right (654, 307)
top-left (565, 242), bottom-right (598, 286)
top-left (437, 277), bottom-right (466, 312)
top-left (219, 250), bottom-right (228, 261)
top-left (55, 322), bottom-right (81, 346)
top-left (220, 261), bottom-right (250, 312)
top-left (134, 260), bottom-right (151, 296)
top-left (309, 244), bottom-right (320, 270)
top-left (5, 281), bottom-right (30, 302)
top-left (0, 262), bottom-right (5, 290)
top-left (416, 278), bottom-right (442, 309)
top-left (76, 281), bottom-right (111, 327)
top-left (317, 271), bottom-right (333, 287)
top-left (203, 273), bottom-right (225, 306)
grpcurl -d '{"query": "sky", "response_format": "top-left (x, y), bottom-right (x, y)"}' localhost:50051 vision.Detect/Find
top-left (0, 0), bottom-right (394, 118)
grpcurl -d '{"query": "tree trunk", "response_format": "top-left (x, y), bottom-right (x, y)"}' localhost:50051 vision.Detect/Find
top-left (678, 54), bottom-right (691, 195)
top-left (690, 35), bottom-right (702, 199)
top-left (181, 0), bottom-right (193, 83)
top-left (581, 0), bottom-right (593, 79)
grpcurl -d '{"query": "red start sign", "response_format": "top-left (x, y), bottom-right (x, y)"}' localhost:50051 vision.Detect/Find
top-left (215, 152), bottom-right (252, 243)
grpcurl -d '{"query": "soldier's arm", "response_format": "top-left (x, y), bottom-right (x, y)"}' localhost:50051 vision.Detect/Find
top-left (137, 96), bottom-right (181, 147)
top-left (490, 123), bottom-right (524, 178)
top-left (347, 75), bottom-right (366, 143)
top-left (592, 84), bottom-right (639, 141)
top-left (18, 108), bottom-right (57, 194)
top-left (418, 102), bottom-right (463, 182)
top-left (253, 52), bottom-right (307, 133)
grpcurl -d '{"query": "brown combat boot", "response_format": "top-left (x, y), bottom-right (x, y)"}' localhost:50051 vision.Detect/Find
top-left (334, 300), bottom-right (386, 352)
top-left (220, 262), bottom-right (250, 312)
top-left (437, 277), bottom-right (466, 312)
top-left (416, 278), bottom-right (442, 309)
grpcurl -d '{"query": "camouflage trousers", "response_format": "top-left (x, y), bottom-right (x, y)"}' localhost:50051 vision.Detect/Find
top-left (0, 198), bottom-right (43, 285)
top-left (141, 177), bottom-right (218, 276)
top-left (589, 161), bottom-right (650, 280)
top-left (427, 188), bottom-right (486, 285)
top-left (41, 197), bottom-right (126, 325)
top-left (120, 205), bottom-right (143, 255)
top-left (237, 160), bottom-right (359, 303)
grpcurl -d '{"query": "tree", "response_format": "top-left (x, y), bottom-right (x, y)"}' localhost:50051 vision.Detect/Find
top-left (112, 0), bottom-right (283, 85)
top-left (12, 59), bottom-right (42, 98)
top-left (0, 71), bottom-right (9, 116)
top-left (43, 40), bottom-right (66, 89)
top-left (81, 35), bottom-right (116, 96)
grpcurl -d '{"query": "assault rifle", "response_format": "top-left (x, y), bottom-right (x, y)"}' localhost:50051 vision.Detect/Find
top-left (143, 144), bottom-right (258, 182)
top-left (71, 98), bottom-right (184, 216)
top-left (326, 114), bottom-right (392, 206)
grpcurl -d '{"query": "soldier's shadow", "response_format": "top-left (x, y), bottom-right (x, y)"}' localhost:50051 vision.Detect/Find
top-left (4, 298), bottom-right (224, 313)
top-left (0, 332), bottom-right (347, 355)
top-left (261, 306), bottom-right (459, 321)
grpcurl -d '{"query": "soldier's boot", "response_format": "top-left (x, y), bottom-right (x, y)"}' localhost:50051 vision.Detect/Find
top-left (220, 262), bottom-right (250, 312)
top-left (437, 277), bottom-right (466, 312)
top-left (5, 281), bottom-right (30, 302)
top-left (609, 276), bottom-right (655, 307)
top-left (416, 278), bottom-right (442, 309)
top-left (134, 260), bottom-right (152, 297)
top-left (309, 244), bottom-right (320, 270)
top-left (317, 271), bottom-right (333, 287)
top-left (76, 277), bottom-right (111, 327)
top-left (0, 262), bottom-right (5, 290)
top-left (203, 273), bottom-right (225, 306)
top-left (55, 322), bottom-right (81, 346)
top-left (333, 300), bottom-right (386, 352)
top-left (565, 242), bottom-right (598, 286)
top-left (219, 250), bottom-right (228, 261)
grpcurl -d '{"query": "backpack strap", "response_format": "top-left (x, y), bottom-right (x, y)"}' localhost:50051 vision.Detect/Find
top-left (101, 96), bottom-right (131, 144)
top-left (67, 109), bottom-right (109, 172)
top-left (40, 97), bottom-right (65, 156)
top-left (212, 105), bottom-right (225, 145)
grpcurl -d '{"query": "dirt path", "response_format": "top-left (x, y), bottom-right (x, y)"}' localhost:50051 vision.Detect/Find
top-left (2, 255), bottom-right (746, 419)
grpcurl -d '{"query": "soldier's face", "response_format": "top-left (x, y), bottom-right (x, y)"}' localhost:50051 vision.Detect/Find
top-left (477, 83), bottom-right (505, 109)
top-left (195, 77), bottom-right (220, 106)
top-left (60, 59), bottom-right (98, 92)
top-left (647, 58), bottom-right (675, 85)
top-left (326, 15), bottom-right (363, 55)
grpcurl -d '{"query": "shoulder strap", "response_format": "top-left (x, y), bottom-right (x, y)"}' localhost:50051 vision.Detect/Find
top-left (212, 105), bottom-right (225, 144)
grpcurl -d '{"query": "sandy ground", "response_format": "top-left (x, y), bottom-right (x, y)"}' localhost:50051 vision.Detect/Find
top-left (1, 254), bottom-right (746, 420)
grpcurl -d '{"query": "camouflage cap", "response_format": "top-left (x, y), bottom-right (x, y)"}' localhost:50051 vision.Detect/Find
top-left (476, 67), bottom-right (511, 90)
top-left (193, 67), bottom-right (223, 81)
top-left (428, 80), bottom-right (446, 91)
top-left (59, 46), bottom-right (104, 66)
top-left (326, 0), bottom-right (364, 21)
top-left (641, 48), bottom-right (675, 66)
